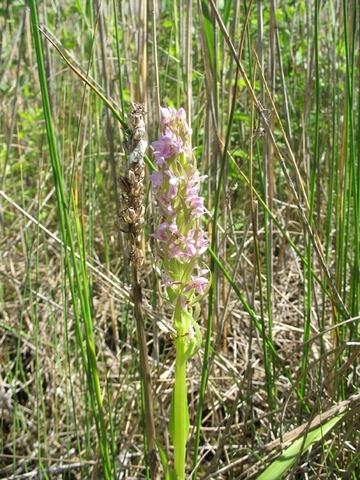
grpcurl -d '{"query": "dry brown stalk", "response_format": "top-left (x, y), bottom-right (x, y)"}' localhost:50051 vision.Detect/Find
top-left (118, 102), bottom-right (160, 479)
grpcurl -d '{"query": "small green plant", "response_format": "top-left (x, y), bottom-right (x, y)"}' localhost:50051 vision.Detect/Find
top-left (150, 107), bottom-right (210, 479)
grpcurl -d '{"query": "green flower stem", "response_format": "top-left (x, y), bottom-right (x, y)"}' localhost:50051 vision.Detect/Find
top-left (170, 312), bottom-right (191, 480)
top-left (173, 338), bottom-right (189, 479)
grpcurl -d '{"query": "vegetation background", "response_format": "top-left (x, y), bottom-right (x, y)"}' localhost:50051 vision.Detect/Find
top-left (1, 0), bottom-right (359, 479)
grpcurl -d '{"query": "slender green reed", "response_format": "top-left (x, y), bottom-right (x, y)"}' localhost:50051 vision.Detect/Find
top-left (29, 0), bottom-right (113, 477)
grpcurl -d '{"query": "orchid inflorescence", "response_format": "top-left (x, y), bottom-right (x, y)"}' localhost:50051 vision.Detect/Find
top-left (150, 107), bottom-right (210, 322)
top-left (150, 106), bottom-right (210, 479)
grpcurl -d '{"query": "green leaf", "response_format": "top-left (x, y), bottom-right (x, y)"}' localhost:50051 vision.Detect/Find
top-left (200, 1), bottom-right (214, 71)
top-left (256, 412), bottom-right (346, 480)
top-left (155, 440), bottom-right (172, 480)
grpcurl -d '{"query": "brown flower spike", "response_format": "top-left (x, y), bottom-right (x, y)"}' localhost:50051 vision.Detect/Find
top-left (118, 102), bottom-right (147, 269)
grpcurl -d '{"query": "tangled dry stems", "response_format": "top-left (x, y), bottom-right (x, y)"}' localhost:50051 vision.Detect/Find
top-left (1, 195), bottom-right (359, 479)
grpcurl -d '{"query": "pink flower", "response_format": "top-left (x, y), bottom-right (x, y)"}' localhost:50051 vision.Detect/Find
top-left (157, 194), bottom-right (174, 216)
top-left (160, 106), bottom-right (186, 124)
top-left (164, 170), bottom-right (181, 198)
top-left (184, 276), bottom-right (209, 295)
top-left (151, 222), bottom-right (171, 242)
top-left (150, 106), bottom-right (210, 308)
top-left (149, 171), bottom-right (164, 190)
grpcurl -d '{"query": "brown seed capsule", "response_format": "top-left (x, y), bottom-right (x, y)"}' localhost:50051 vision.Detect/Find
top-left (130, 185), bottom-right (143, 197)
top-left (117, 216), bottom-right (131, 233)
top-left (127, 170), bottom-right (136, 185)
top-left (123, 207), bottom-right (136, 223)
top-left (118, 176), bottom-right (132, 193)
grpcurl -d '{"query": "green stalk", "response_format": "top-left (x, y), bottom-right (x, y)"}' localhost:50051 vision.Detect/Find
top-left (171, 338), bottom-right (189, 480)
top-left (29, 1), bottom-right (112, 477)
top-left (170, 310), bottom-right (191, 480)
